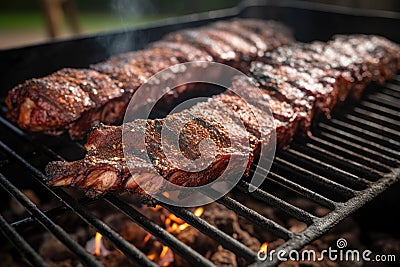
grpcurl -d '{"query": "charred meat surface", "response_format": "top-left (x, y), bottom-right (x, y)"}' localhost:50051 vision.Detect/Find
top-left (232, 19), bottom-right (294, 50)
top-left (250, 68), bottom-right (315, 134)
top-left (228, 76), bottom-right (302, 147)
top-left (45, 73), bottom-right (325, 198)
top-left (149, 41), bottom-right (214, 62)
top-left (198, 28), bottom-right (259, 59)
top-left (6, 18), bottom-right (293, 139)
top-left (330, 35), bottom-right (400, 82)
top-left (5, 68), bottom-right (123, 134)
top-left (252, 36), bottom-right (400, 131)
top-left (47, 75), bottom-right (310, 197)
top-left (46, 87), bottom-right (266, 198)
top-left (212, 21), bottom-right (269, 55)
top-left (43, 34), bottom-right (400, 199)
top-left (163, 29), bottom-right (238, 62)
top-left (250, 62), bottom-right (338, 117)
top-left (260, 35), bottom-right (400, 102)
top-left (90, 47), bottom-right (183, 93)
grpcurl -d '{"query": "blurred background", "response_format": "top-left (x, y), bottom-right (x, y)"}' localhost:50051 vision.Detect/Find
top-left (1, 0), bottom-right (400, 49)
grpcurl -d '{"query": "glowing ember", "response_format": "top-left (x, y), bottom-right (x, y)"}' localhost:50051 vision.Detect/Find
top-left (143, 206), bottom-right (205, 265)
top-left (168, 213), bottom-right (185, 224)
top-left (147, 253), bottom-right (156, 260)
top-left (150, 205), bottom-right (162, 211)
top-left (178, 223), bottom-right (189, 231)
top-left (160, 245), bottom-right (169, 258)
top-left (143, 233), bottom-right (152, 244)
top-left (194, 207), bottom-right (204, 217)
top-left (94, 232), bottom-right (102, 256)
top-left (171, 222), bottom-right (179, 231)
top-left (86, 232), bottom-right (110, 256)
top-left (259, 242), bottom-right (268, 255)
top-left (146, 244), bottom-right (174, 266)
top-left (159, 245), bottom-right (173, 267)
top-left (165, 207), bottom-right (204, 233)
top-left (84, 206), bottom-right (205, 265)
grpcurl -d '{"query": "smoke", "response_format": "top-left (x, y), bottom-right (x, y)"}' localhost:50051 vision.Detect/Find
top-left (110, 0), bottom-right (155, 18)
top-left (95, 0), bottom-right (155, 58)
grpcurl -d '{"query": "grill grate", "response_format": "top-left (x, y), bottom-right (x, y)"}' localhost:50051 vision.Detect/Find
top-left (0, 77), bottom-right (400, 267)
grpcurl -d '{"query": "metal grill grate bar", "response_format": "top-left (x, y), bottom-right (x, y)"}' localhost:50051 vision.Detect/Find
top-left (373, 91), bottom-right (400, 101)
top-left (381, 85), bottom-right (400, 95)
top-left (11, 198), bottom-right (94, 229)
top-left (237, 181), bottom-right (316, 224)
top-left (216, 196), bottom-right (292, 239)
top-left (0, 214), bottom-right (49, 267)
top-left (0, 116), bottom-right (83, 162)
top-left (105, 195), bottom-right (216, 267)
top-left (380, 88), bottom-right (400, 99)
top-left (330, 118), bottom-right (400, 149)
top-left (0, 141), bottom-right (158, 267)
top-left (250, 173), bottom-right (400, 267)
top-left (280, 149), bottom-right (369, 189)
top-left (161, 204), bottom-right (258, 262)
top-left (55, 190), bottom-right (159, 267)
top-left (290, 142), bottom-right (382, 181)
top-left (0, 173), bottom-right (103, 267)
top-left (360, 101), bottom-right (400, 119)
top-left (318, 122), bottom-right (400, 159)
top-left (315, 130), bottom-right (399, 167)
top-left (368, 93), bottom-right (400, 110)
top-left (353, 107), bottom-right (400, 128)
top-left (345, 113), bottom-right (400, 140)
top-left (266, 172), bottom-right (337, 209)
top-left (383, 84), bottom-right (400, 95)
top-left (274, 156), bottom-right (356, 199)
top-left (308, 135), bottom-right (391, 172)
top-left (194, 186), bottom-right (293, 239)
top-left (381, 88), bottom-right (400, 98)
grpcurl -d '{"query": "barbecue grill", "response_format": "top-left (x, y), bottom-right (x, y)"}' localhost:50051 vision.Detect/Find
top-left (1, 1), bottom-right (400, 266)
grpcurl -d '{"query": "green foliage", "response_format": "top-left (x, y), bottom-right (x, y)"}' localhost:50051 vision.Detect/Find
top-left (0, 0), bottom-right (240, 13)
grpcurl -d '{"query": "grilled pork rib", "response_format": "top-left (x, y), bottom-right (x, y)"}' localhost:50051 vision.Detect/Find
top-left (6, 19), bottom-right (293, 139)
top-left (46, 75), bottom-right (307, 198)
top-left (5, 69), bottom-right (126, 138)
top-left (45, 36), bottom-right (400, 199)
top-left (251, 62), bottom-right (339, 118)
top-left (45, 95), bottom-right (254, 198)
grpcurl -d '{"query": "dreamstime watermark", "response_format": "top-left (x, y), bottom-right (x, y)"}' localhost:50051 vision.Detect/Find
top-left (257, 238), bottom-right (396, 263)
top-left (122, 62), bottom-right (276, 207)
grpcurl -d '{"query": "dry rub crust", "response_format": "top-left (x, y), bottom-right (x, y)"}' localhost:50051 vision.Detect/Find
top-left (45, 115), bottom-right (254, 199)
top-left (6, 18), bottom-right (294, 139)
top-left (44, 32), bottom-right (400, 199)
top-left (229, 76), bottom-right (302, 147)
top-left (250, 66), bottom-right (315, 135)
top-left (251, 62), bottom-right (339, 118)
top-left (330, 35), bottom-right (400, 83)
top-left (46, 77), bottom-right (308, 198)
top-left (45, 73), bottom-right (312, 200)
top-left (5, 69), bottom-right (122, 132)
